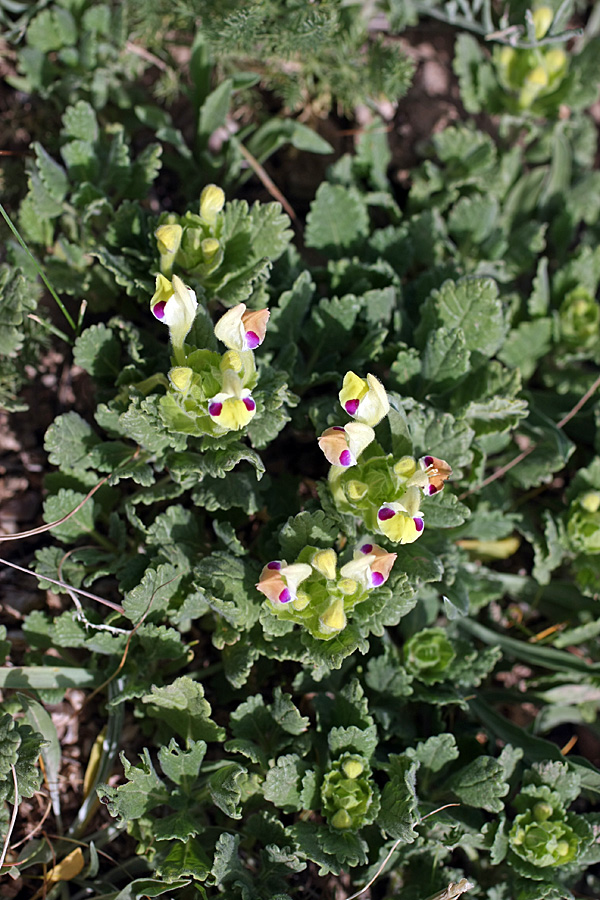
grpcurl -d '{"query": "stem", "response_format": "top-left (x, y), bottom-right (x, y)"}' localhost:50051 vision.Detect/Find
top-left (0, 202), bottom-right (77, 333)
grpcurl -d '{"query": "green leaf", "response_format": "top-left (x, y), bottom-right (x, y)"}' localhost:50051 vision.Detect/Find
top-left (43, 488), bottom-right (96, 542)
top-left (406, 734), bottom-right (459, 772)
top-left (157, 838), bottom-right (212, 881)
top-left (0, 714), bottom-right (45, 803)
top-left (0, 266), bottom-right (38, 357)
top-left (421, 327), bottom-right (471, 387)
top-left (263, 754), bottom-right (308, 811)
top-left (449, 755), bottom-right (511, 813)
top-left (98, 748), bottom-right (169, 822)
top-left (17, 694), bottom-right (60, 815)
top-left (73, 324), bottom-right (122, 382)
top-left (279, 511), bottom-right (339, 559)
top-left (33, 142), bottom-right (68, 204)
top-left (44, 412), bottom-right (100, 469)
top-left (197, 79), bottom-right (233, 146)
top-left (122, 563), bottom-right (183, 623)
top-left (142, 677), bottom-right (226, 743)
top-left (62, 100), bottom-right (99, 142)
top-left (378, 755), bottom-right (419, 842)
top-left (498, 319), bottom-right (553, 380)
top-left (208, 763), bottom-right (247, 818)
top-left (267, 271), bottom-right (314, 348)
top-left (114, 877), bottom-right (191, 898)
top-left (305, 183), bottom-right (369, 252)
top-left (445, 278), bottom-right (505, 355)
top-left (157, 739), bottom-right (207, 787)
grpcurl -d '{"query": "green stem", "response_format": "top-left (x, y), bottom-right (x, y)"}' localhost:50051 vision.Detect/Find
top-left (0, 202), bottom-right (77, 334)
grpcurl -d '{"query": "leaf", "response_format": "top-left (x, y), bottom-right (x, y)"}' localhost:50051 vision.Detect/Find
top-left (328, 724), bottom-right (378, 758)
top-left (43, 489), bottom-right (96, 542)
top-left (449, 755), bottom-right (510, 813)
top-left (279, 511), bottom-right (339, 559)
top-left (305, 183), bottom-right (369, 252)
top-left (97, 748), bottom-right (169, 822)
top-left (406, 734), bottom-right (459, 772)
top-left (122, 563), bottom-right (183, 623)
top-left (378, 755), bottom-right (419, 842)
top-left (73, 324), bottom-right (122, 382)
top-left (498, 319), bottom-right (553, 380)
top-left (33, 142), bottom-right (68, 204)
top-left (44, 412), bottom-right (100, 469)
top-left (17, 694), bottom-right (61, 817)
top-left (263, 754), bottom-right (307, 810)
top-left (421, 277), bottom-right (506, 358)
top-left (197, 79), bottom-right (233, 146)
top-left (0, 714), bottom-right (45, 803)
top-left (142, 677), bottom-right (226, 743)
top-left (157, 838), bottom-right (212, 881)
top-left (114, 877), bottom-right (191, 899)
top-left (44, 847), bottom-right (84, 885)
top-left (208, 763), bottom-right (247, 818)
top-left (421, 327), bottom-right (471, 386)
top-left (62, 100), bottom-right (99, 142)
top-left (267, 271), bottom-right (314, 349)
top-left (157, 739), bottom-right (207, 787)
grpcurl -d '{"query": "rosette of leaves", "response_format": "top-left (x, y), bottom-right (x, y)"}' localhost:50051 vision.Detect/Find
top-left (558, 286), bottom-right (600, 352)
top-left (508, 784), bottom-right (593, 879)
top-left (403, 627), bottom-right (456, 685)
top-left (321, 753), bottom-right (378, 831)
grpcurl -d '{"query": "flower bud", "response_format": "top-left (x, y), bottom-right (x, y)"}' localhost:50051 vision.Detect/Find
top-left (200, 184), bottom-right (225, 226)
top-left (339, 371), bottom-right (390, 426)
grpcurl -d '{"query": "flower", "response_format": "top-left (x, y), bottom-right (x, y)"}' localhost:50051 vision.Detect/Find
top-left (339, 542), bottom-right (397, 588)
top-left (256, 560), bottom-right (312, 605)
top-left (318, 423), bottom-right (375, 468)
top-left (321, 753), bottom-right (377, 831)
top-left (150, 274), bottom-right (198, 365)
top-left (418, 455), bottom-right (452, 496)
top-left (376, 485), bottom-right (424, 543)
top-left (207, 362), bottom-right (257, 431)
top-left (155, 222), bottom-right (183, 276)
top-left (214, 303), bottom-right (270, 352)
top-left (319, 596), bottom-right (347, 634)
top-left (339, 372), bottom-right (390, 426)
top-left (200, 184), bottom-right (225, 226)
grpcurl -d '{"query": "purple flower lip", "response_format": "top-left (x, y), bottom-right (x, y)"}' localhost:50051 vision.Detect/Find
top-left (371, 571), bottom-right (384, 587)
top-left (423, 456), bottom-right (434, 467)
top-left (209, 401), bottom-right (223, 416)
top-left (360, 543), bottom-right (373, 554)
top-left (243, 397), bottom-right (256, 412)
top-left (339, 449), bottom-right (352, 466)
top-left (425, 484), bottom-right (438, 495)
top-left (378, 507), bottom-right (395, 521)
top-left (245, 330), bottom-right (260, 350)
top-left (345, 398), bottom-right (360, 415)
top-left (267, 561), bottom-right (282, 570)
top-left (333, 426), bottom-right (345, 431)
top-left (414, 517), bottom-right (424, 532)
top-left (279, 587), bottom-right (291, 603)
top-left (153, 300), bottom-right (167, 320)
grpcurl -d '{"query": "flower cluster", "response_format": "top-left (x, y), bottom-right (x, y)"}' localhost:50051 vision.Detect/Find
top-left (320, 753), bottom-right (379, 831)
top-left (508, 783), bottom-right (593, 876)
top-left (493, 7), bottom-right (569, 112)
top-left (319, 372), bottom-right (451, 544)
top-left (154, 184), bottom-right (226, 279)
top-left (256, 542), bottom-right (396, 640)
top-left (150, 221), bottom-right (270, 436)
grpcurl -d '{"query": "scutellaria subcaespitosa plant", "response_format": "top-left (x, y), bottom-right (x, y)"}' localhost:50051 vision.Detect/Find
top-left (2, 4), bottom-right (600, 900)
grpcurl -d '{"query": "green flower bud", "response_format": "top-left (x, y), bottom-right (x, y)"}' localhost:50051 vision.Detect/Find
top-left (404, 628), bottom-right (456, 684)
top-left (321, 754), bottom-right (377, 831)
top-left (567, 491), bottom-right (600, 555)
top-left (559, 287), bottom-right (600, 349)
top-left (200, 184), bottom-right (225, 226)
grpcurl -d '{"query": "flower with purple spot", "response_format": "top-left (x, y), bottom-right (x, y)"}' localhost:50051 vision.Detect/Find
top-left (339, 372), bottom-right (390, 426)
top-left (340, 542), bottom-right (397, 589)
top-left (150, 273), bottom-right (198, 365)
top-left (318, 422), bottom-right (375, 469)
top-left (214, 303), bottom-right (270, 352)
top-left (256, 560), bottom-right (312, 606)
top-left (375, 485), bottom-right (425, 544)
